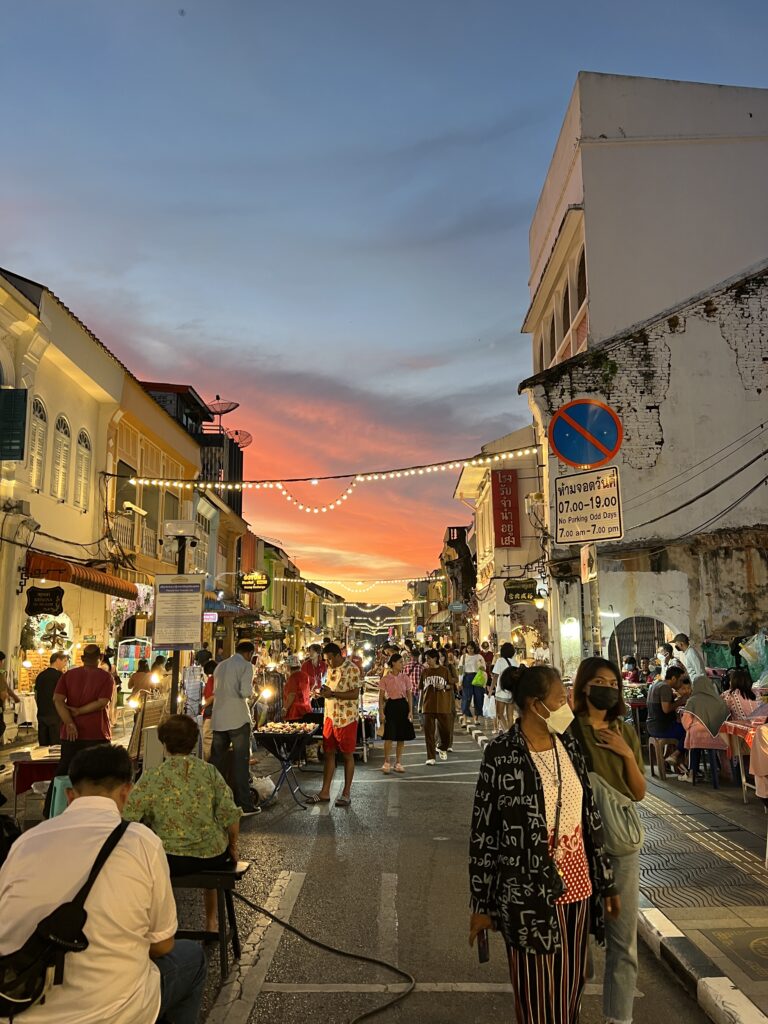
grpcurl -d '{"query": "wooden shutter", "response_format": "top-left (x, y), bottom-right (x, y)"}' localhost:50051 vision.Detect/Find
top-left (29, 413), bottom-right (46, 490)
top-left (74, 432), bottom-right (92, 510)
top-left (51, 418), bottom-right (71, 501)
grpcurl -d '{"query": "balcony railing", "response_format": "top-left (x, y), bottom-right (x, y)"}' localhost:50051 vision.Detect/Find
top-left (547, 300), bottom-right (589, 370)
top-left (112, 516), bottom-right (136, 550)
top-left (141, 524), bottom-right (158, 557)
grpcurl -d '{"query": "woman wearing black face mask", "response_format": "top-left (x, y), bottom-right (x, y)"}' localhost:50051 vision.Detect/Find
top-left (572, 658), bottom-right (645, 1024)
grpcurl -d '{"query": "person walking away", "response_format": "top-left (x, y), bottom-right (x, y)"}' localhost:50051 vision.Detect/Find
top-left (378, 653), bottom-right (415, 773)
top-left (210, 640), bottom-right (259, 816)
top-left (480, 641), bottom-right (495, 675)
top-left (200, 659), bottom-right (218, 760)
top-left (308, 643), bottom-right (361, 807)
top-left (284, 655), bottom-right (313, 721)
top-left (468, 665), bottom-right (619, 1024)
top-left (45, 644), bottom-right (114, 816)
top-left (646, 666), bottom-right (691, 773)
top-left (442, 648), bottom-right (460, 749)
top-left (672, 633), bottom-right (712, 689)
top-left (0, 743), bottom-right (206, 1024)
top-left (459, 642), bottom-right (486, 722)
top-left (34, 651), bottom-right (69, 746)
top-left (124, 715), bottom-right (241, 934)
top-left (491, 642), bottom-right (518, 732)
top-left (127, 659), bottom-right (152, 698)
top-left (420, 649), bottom-right (454, 765)
top-left (572, 658), bottom-right (645, 1024)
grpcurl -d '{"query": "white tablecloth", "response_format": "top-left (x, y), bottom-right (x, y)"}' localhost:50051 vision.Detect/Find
top-left (17, 695), bottom-right (37, 727)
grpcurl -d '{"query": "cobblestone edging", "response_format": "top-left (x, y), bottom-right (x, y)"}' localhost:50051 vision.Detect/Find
top-left (463, 721), bottom-right (768, 1024)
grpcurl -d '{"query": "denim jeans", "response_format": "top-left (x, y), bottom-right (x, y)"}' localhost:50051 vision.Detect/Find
top-left (156, 939), bottom-right (207, 1024)
top-left (603, 850), bottom-right (640, 1024)
top-left (211, 721), bottom-right (255, 811)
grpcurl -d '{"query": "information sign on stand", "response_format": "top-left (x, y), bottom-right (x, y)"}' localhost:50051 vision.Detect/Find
top-left (554, 467), bottom-right (624, 545)
top-left (154, 574), bottom-right (205, 649)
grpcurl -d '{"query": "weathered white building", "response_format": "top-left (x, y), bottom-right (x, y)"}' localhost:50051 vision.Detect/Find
top-left (454, 428), bottom-right (550, 659)
top-left (519, 73), bottom-right (768, 674)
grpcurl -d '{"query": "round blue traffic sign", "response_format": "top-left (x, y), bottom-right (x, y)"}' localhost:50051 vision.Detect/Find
top-left (548, 399), bottom-right (623, 468)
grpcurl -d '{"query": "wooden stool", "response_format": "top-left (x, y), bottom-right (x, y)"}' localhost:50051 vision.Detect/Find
top-left (172, 861), bottom-right (250, 976)
top-left (648, 737), bottom-right (677, 780)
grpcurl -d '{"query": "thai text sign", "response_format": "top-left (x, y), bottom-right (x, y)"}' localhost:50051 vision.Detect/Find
top-left (555, 467), bottom-right (624, 545)
top-left (154, 574), bottom-right (204, 649)
top-left (491, 469), bottom-right (521, 548)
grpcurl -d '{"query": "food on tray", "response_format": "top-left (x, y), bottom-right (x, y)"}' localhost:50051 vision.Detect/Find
top-left (259, 722), bottom-right (318, 734)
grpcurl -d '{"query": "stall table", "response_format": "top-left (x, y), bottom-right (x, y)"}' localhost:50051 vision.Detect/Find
top-left (12, 756), bottom-right (59, 819)
top-left (254, 728), bottom-right (320, 809)
top-left (720, 720), bottom-right (758, 805)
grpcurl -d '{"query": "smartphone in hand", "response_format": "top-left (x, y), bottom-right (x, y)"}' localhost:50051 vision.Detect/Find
top-left (477, 929), bottom-right (490, 964)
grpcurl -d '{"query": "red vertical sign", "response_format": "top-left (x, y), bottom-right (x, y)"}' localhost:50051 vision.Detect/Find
top-left (491, 469), bottom-right (521, 548)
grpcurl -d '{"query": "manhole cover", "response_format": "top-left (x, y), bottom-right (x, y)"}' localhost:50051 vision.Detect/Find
top-left (704, 928), bottom-right (768, 981)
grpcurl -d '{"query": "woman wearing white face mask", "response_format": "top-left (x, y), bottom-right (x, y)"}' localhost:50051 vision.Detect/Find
top-left (469, 665), bottom-right (620, 1024)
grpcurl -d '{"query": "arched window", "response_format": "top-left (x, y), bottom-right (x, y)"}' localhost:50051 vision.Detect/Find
top-left (577, 249), bottom-right (587, 309)
top-left (50, 415), bottom-right (71, 501)
top-left (548, 318), bottom-right (556, 364)
top-left (562, 284), bottom-right (571, 332)
top-left (29, 397), bottom-right (47, 490)
top-left (73, 430), bottom-right (92, 510)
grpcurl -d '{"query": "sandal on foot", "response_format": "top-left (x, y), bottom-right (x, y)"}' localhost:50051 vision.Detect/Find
top-left (394, 764), bottom-right (405, 773)
top-left (306, 794), bottom-right (331, 804)
top-left (381, 762), bottom-right (391, 774)
top-left (335, 795), bottom-right (352, 807)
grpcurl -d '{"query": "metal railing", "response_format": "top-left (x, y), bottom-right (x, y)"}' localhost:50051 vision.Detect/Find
top-left (141, 524), bottom-right (158, 557)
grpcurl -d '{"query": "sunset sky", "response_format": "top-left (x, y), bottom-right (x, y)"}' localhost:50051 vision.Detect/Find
top-left (3, 0), bottom-right (768, 604)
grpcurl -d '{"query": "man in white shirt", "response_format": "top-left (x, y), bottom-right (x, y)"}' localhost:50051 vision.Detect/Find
top-left (211, 639), bottom-right (259, 814)
top-left (0, 744), bottom-right (206, 1024)
top-left (672, 633), bottom-right (712, 686)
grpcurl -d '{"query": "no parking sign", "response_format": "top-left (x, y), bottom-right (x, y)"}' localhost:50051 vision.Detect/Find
top-left (548, 399), bottom-right (623, 469)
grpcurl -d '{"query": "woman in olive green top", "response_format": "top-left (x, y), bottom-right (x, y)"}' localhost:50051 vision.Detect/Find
top-left (124, 714), bottom-right (242, 932)
top-left (572, 657), bottom-right (645, 1024)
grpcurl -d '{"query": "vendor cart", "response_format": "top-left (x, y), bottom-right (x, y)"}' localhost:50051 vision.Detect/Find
top-left (253, 726), bottom-right (320, 809)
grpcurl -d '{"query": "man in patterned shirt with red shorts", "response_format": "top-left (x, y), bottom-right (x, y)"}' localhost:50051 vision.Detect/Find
top-left (308, 642), bottom-right (361, 808)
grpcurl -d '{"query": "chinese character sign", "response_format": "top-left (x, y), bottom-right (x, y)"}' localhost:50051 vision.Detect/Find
top-left (491, 469), bottom-right (521, 548)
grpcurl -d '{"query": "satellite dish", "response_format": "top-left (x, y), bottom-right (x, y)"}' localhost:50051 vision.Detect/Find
top-left (226, 428), bottom-right (253, 449)
top-left (208, 399), bottom-right (239, 417)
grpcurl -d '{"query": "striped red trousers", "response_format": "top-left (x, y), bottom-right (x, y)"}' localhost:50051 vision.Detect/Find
top-left (508, 899), bottom-right (590, 1024)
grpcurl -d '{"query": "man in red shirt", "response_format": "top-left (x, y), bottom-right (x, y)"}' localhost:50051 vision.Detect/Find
top-left (44, 644), bottom-right (114, 815)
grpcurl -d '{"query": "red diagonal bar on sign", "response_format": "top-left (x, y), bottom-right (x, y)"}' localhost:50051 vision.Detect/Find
top-left (559, 410), bottom-right (613, 457)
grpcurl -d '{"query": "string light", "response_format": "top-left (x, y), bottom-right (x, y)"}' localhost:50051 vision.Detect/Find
top-left (122, 447), bottom-right (538, 491)
top-left (275, 479), bottom-right (358, 515)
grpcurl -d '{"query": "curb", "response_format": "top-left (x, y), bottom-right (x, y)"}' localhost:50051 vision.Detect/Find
top-left (464, 722), bottom-right (768, 1024)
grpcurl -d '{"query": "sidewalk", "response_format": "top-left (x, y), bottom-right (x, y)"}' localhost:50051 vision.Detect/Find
top-left (461, 716), bottom-right (768, 1024)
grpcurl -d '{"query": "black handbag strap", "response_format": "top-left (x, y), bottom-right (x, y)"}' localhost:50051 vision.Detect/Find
top-left (72, 821), bottom-right (129, 909)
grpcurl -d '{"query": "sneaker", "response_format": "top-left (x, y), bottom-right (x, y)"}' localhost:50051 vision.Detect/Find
top-left (425, 759), bottom-right (436, 765)
top-left (241, 807), bottom-right (262, 817)
top-left (437, 750), bottom-right (448, 761)
top-left (447, 747), bottom-right (454, 752)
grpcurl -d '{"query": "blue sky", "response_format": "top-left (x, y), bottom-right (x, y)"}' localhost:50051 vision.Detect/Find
top-left (3, 0), bottom-right (767, 591)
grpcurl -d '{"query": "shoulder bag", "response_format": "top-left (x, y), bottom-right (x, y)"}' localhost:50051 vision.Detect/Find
top-left (0, 820), bottom-right (129, 1018)
top-left (572, 717), bottom-right (644, 857)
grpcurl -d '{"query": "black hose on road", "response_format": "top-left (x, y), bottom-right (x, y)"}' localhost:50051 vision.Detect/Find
top-left (232, 891), bottom-right (416, 1023)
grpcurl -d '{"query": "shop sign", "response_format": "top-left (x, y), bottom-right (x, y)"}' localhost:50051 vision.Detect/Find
top-left (154, 574), bottom-right (205, 649)
top-left (554, 467), bottom-right (624, 545)
top-left (580, 544), bottom-right (598, 584)
top-left (203, 611), bottom-right (219, 623)
top-left (491, 470), bottom-right (522, 548)
top-left (25, 586), bottom-right (64, 617)
top-left (448, 602), bottom-right (468, 613)
top-left (240, 571), bottom-right (270, 593)
top-left (504, 578), bottom-right (538, 605)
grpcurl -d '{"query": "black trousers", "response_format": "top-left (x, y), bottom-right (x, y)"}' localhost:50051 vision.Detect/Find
top-left (42, 738), bottom-right (107, 816)
top-left (37, 718), bottom-right (60, 746)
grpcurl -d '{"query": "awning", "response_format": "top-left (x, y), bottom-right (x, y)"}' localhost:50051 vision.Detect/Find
top-left (26, 552), bottom-right (138, 601)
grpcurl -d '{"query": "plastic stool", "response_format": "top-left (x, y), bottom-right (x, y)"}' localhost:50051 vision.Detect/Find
top-left (48, 775), bottom-right (72, 818)
top-left (647, 737), bottom-right (677, 780)
top-left (690, 749), bottom-right (720, 789)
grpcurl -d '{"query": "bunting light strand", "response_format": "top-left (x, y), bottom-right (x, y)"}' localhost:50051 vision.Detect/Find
top-left (275, 479), bottom-right (358, 515)
top-left (124, 446), bottom-right (538, 491)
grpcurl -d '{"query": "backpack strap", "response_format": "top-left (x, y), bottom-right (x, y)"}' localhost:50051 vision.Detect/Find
top-left (71, 821), bottom-right (130, 910)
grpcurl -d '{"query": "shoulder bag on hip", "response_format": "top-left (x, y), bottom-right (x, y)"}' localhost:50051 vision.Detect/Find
top-left (0, 820), bottom-right (129, 1019)
top-left (572, 717), bottom-right (644, 857)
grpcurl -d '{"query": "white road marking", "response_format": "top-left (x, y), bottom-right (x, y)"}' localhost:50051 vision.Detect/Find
top-left (260, 981), bottom-right (643, 996)
top-left (379, 872), bottom-right (398, 962)
top-left (206, 870), bottom-right (306, 1024)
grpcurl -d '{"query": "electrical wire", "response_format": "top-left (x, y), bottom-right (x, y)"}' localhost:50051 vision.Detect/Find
top-left (624, 421), bottom-right (766, 512)
top-left (680, 474), bottom-right (768, 538)
top-left (232, 892), bottom-right (416, 1024)
top-left (626, 448), bottom-right (767, 532)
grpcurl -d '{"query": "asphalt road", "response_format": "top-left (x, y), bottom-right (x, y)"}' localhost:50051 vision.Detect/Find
top-left (198, 726), bottom-right (711, 1024)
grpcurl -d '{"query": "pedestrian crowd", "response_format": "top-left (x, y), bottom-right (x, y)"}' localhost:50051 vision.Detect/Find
top-left (0, 627), bottom-right (747, 1024)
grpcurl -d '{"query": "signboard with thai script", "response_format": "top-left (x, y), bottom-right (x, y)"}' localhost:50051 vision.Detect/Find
top-left (491, 469), bottom-right (521, 548)
top-left (154, 574), bottom-right (204, 649)
top-left (555, 467), bottom-right (624, 545)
